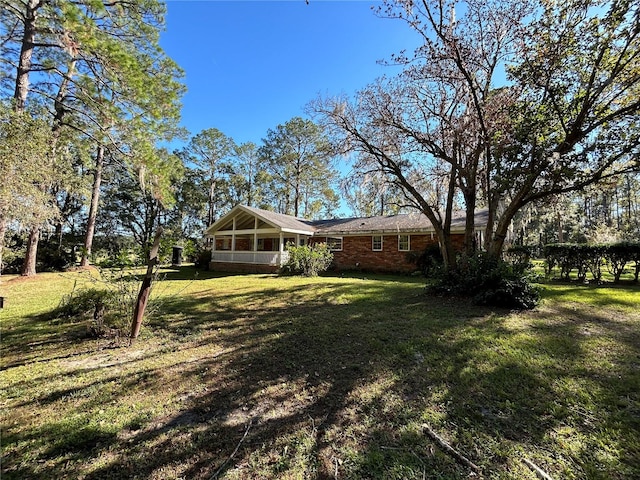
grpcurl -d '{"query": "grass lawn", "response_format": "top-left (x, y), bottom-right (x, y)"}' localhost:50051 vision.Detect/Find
top-left (1, 267), bottom-right (639, 479)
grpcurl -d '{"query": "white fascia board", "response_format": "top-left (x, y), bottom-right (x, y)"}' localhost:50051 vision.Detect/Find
top-left (205, 205), bottom-right (281, 235)
top-left (281, 228), bottom-right (316, 236)
top-left (214, 228), bottom-right (280, 236)
top-left (204, 205), bottom-right (243, 235)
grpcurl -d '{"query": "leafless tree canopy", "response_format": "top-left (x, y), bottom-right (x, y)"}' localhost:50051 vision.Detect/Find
top-left (313, 0), bottom-right (640, 269)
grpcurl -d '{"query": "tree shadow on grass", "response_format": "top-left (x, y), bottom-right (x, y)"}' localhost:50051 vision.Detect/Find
top-left (540, 281), bottom-right (640, 309)
top-left (155, 265), bottom-right (277, 282)
top-left (2, 277), bottom-right (639, 479)
top-left (427, 302), bottom-right (640, 478)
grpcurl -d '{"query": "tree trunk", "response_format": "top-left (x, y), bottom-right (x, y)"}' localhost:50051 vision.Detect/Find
top-left (14, 0), bottom-right (39, 112)
top-left (21, 226), bottom-right (39, 276)
top-left (247, 173), bottom-right (253, 207)
top-left (0, 218), bottom-right (6, 279)
top-left (208, 176), bottom-right (216, 226)
top-left (53, 58), bottom-right (77, 133)
top-left (463, 191), bottom-right (476, 256)
top-left (557, 211), bottom-right (564, 243)
top-left (81, 145), bottom-right (105, 267)
top-left (19, 54), bottom-right (76, 274)
top-left (130, 227), bottom-right (163, 343)
top-left (440, 236), bottom-right (457, 273)
top-left (487, 199), bottom-right (524, 260)
top-left (293, 168), bottom-right (301, 218)
top-left (484, 194), bottom-right (500, 252)
top-left (55, 219), bottom-right (63, 250)
top-left (626, 174), bottom-right (633, 225)
top-left (11, 0), bottom-right (40, 278)
top-left (441, 162), bottom-right (457, 271)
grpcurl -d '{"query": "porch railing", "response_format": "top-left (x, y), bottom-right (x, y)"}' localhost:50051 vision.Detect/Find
top-left (211, 250), bottom-right (290, 266)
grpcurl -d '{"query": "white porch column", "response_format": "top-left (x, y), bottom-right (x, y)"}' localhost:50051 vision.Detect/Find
top-left (231, 217), bottom-right (236, 253)
top-left (254, 217), bottom-right (259, 250)
top-left (253, 217), bottom-right (258, 263)
top-left (212, 235), bottom-right (216, 251)
top-left (296, 233), bottom-right (300, 246)
top-left (279, 232), bottom-right (284, 264)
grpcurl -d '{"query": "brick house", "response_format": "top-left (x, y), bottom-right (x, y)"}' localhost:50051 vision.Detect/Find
top-left (204, 204), bottom-right (488, 273)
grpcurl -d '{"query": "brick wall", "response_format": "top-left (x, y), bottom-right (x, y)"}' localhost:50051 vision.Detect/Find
top-left (312, 234), bottom-right (465, 273)
top-left (212, 232), bottom-right (466, 274)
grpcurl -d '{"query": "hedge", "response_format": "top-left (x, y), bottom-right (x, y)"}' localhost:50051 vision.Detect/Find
top-left (544, 242), bottom-right (640, 283)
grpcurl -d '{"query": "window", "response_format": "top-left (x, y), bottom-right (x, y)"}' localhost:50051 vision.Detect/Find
top-left (326, 237), bottom-right (343, 251)
top-left (257, 238), bottom-right (265, 251)
top-left (372, 235), bottom-right (383, 251)
top-left (398, 235), bottom-right (410, 251)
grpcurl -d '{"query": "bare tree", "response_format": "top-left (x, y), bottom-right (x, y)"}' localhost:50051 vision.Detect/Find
top-left (316, 0), bottom-right (640, 269)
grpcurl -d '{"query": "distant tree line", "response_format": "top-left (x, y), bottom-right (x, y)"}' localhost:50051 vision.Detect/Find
top-left (0, 0), bottom-right (185, 276)
top-left (0, 0), bottom-right (340, 276)
top-left (510, 174), bottom-right (640, 249)
top-left (1, 107), bottom-right (340, 274)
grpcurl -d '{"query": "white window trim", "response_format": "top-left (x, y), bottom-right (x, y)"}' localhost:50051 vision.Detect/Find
top-left (398, 234), bottom-right (410, 251)
top-left (372, 235), bottom-right (383, 251)
top-left (327, 236), bottom-right (343, 251)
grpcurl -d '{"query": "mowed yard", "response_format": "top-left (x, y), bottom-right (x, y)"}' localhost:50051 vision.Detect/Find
top-left (1, 267), bottom-right (639, 479)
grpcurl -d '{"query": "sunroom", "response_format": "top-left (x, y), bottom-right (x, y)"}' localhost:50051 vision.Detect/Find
top-left (204, 205), bottom-right (316, 270)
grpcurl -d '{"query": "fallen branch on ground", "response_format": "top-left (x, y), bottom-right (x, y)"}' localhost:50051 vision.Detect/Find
top-left (421, 423), bottom-right (481, 474)
top-left (210, 418), bottom-right (253, 479)
top-left (522, 458), bottom-right (555, 480)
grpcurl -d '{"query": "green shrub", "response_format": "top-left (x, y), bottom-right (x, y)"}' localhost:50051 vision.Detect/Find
top-left (181, 238), bottom-right (200, 263)
top-left (53, 287), bottom-right (121, 337)
top-left (429, 253), bottom-right (540, 310)
top-left (630, 243), bottom-right (640, 283)
top-left (97, 248), bottom-right (141, 268)
top-left (1, 246), bottom-right (24, 274)
top-left (544, 242), bottom-right (640, 283)
top-left (37, 242), bottom-right (75, 272)
top-left (52, 267), bottom-right (162, 338)
top-left (584, 244), bottom-right (607, 282)
top-left (282, 243), bottom-right (333, 277)
top-left (544, 243), bottom-right (588, 280)
top-left (504, 245), bottom-right (535, 274)
top-left (195, 247), bottom-right (212, 269)
top-left (409, 244), bottom-right (443, 277)
top-left (605, 242), bottom-right (635, 283)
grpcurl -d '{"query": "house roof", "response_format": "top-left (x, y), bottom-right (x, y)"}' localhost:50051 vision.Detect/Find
top-left (310, 209), bottom-right (489, 235)
top-left (205, 204), bottom-right (316, 236)
top-left (240, 205), bottom-right (316, 233)
top-left (206, 204), bottom-right (489, 237)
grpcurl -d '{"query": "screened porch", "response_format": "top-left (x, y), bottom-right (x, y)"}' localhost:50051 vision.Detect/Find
top-left (206, 205), bottom-right (315, 267)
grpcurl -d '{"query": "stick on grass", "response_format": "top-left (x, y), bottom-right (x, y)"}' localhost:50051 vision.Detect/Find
top-left (523, 458), bottom-right (555, 480)
top-left (422, 423), bottom-right (481, 474)
top-left (210, 418), bottom-right (253, 480)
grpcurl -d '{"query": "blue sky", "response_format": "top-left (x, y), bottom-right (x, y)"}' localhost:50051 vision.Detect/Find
top-left (160, 0), bottom-right (420, 146)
